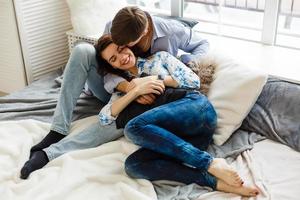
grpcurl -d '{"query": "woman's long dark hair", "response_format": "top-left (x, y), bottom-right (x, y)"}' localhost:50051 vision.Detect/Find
top-left (94, 34), bottom-right (133, 81)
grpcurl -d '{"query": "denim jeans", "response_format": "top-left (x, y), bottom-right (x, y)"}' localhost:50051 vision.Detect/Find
top-left (124, 92), bottom-right (218, 189)
top-left (43, 43), bottom-right (123, 160)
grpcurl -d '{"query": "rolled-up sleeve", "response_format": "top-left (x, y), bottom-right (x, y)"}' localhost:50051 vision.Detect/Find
top-left (152, 17), bottom-right (209, 64)
top-left (98, 93), bottom-right (121, 125)
top-left (159, 52), bottom-right (200, 89)
top-left (175, 28), bottom-right (209, 64)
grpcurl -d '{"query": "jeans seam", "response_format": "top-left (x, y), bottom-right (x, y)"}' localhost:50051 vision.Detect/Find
top-left (50, 126), bottom-right (68, 136)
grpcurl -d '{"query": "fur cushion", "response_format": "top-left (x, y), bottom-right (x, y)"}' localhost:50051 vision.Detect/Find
top-left (189, 56), bottom-right (217, 96)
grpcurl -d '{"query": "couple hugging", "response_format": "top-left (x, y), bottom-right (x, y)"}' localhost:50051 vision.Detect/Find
top-left (20, 6), bottom-right (259, 197)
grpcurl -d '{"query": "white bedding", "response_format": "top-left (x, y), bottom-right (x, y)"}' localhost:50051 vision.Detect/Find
top-left (0, 117), bottom-right (156, 200)
top-left (1, 117), bottom-right (300, 200)
top-left (197, 140), bottom-right (300, 200)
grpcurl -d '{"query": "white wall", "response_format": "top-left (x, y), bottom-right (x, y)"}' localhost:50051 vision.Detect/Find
top-left (0, 0), bottom-right (27, 93)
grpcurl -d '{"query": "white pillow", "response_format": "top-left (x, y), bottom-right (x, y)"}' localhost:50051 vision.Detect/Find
top-left (66, 0), bottom-right (127, 36)
top-left (203, 49), bottom-right (268, 145)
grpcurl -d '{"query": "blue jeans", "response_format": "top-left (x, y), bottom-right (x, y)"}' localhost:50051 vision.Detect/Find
top-left (43, 43), bottom-right (123, 160)
top-left (124, 92), bottom-right (218, 189)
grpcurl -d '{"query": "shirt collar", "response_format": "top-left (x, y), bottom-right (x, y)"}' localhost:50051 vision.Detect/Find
top-left (136, 57), bottom-right (146, 74)
top-left (136, 57), bottom-right (145, 67)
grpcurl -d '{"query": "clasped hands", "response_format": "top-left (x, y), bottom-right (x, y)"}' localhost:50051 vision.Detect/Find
top-left (125, 76), bottom-right (165, 105)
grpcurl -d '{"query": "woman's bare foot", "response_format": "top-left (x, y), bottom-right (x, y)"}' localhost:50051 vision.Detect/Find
top-left (208, 158), bottom-right (243, 187)
top-left (216, 179), bottom-right (259, 197)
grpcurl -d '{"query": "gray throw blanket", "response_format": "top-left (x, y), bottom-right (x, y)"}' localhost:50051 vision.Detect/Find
top-left (0, 71), bottom-right (299, 200)
top-left (0, 69), bottom-right (104, 122)
top-left (241, 77), bottom-right (300, 151)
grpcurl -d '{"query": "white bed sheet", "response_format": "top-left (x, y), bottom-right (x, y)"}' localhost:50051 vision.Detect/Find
top-left (1, 117), bottom-right (299, 200)
top-left (0, 117), bottom-right (156, 200)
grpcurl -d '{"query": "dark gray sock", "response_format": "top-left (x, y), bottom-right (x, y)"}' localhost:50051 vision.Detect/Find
top-left (20, 150), bottom-right (49, 179)
top-left (30, 130), bottom-right (65, 158)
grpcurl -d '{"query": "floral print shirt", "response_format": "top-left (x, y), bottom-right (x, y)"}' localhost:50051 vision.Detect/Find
top-left (99, 51), bottom-right (200, 126)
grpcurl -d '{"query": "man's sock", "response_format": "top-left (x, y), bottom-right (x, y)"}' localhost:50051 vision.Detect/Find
top-left (20, 150), bottom-right (49, 179)
top-left (30, 130), bottom-right (65, 158)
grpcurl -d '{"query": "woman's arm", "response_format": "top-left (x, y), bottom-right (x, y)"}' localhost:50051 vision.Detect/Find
top-left (104, 73), bottom-right (159, 105)
top-left (158, 52), bottom-right (200, 89)
top-left (99, 79), bottom-right (165, 126)
top-left (110, 88), bottom-right (139, 117)
top-left (111, 79), bottom-right (164, 116)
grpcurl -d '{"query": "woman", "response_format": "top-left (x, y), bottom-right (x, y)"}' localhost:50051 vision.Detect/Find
top-left (95, 34), bottom-right (259, 197)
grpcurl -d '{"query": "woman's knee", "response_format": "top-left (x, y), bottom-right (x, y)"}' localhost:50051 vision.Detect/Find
top-left (204, 104), bottom-right (217, 135)
top-left (190, 95), bottom-right (217, 134)
top-left (124, 117), bottom-right (146, 141)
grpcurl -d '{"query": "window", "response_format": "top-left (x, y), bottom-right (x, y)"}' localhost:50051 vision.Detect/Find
top-left (183, 0), bottom-right (265, 42)
top-left (276, 0), bottom-right (300, 49)
top-left (126, 0), bottom-right (171, 15)
top-left (126, 0), bottom-right (300, 49)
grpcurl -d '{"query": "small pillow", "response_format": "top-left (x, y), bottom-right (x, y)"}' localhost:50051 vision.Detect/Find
top-left (201, 50), bottom-right (268, 145)
top-left (66, 0), bottom-right (127, 36)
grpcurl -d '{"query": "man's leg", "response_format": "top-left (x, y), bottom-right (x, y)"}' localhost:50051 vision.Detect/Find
top-left (44, 122), bottom-right (123, 161)
top-left (20, 121), bottom-right (123, 179)
top-left (51, 42), bottom-right (110, 135)
top-left (30, 43), bottom-right (111, 155)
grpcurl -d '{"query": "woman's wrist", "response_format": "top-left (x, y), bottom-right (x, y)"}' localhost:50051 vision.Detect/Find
top-left (131, 86), bottom-right (142, 97)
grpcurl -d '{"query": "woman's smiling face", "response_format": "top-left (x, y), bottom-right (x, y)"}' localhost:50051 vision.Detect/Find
top-left (101, 43), bottom-right (136, 70)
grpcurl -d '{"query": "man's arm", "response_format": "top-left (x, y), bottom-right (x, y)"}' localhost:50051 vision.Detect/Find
top-left (177, 28), bottom-right (209, 64)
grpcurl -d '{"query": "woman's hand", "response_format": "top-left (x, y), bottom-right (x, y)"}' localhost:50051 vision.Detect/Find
top-left (126, 76), bottom-right (164, 105)
top-left (125, 75), bottom-right (159, 92)
top-left (110, 79), bottom-right (165, 117)
top-left (133, 80), bottom-right (165, 96)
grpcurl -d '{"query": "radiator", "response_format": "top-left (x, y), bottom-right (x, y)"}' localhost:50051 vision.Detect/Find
top-left (14, 0), bottom-right (72, 83)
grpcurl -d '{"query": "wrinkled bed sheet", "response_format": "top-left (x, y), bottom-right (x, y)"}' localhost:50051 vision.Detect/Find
top-left (0, 71), bottom-right (300, 200)
top-left (154, 139), bottom-right (300, 200)
top-left (0, 118), bottom-right (156, 200)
